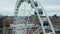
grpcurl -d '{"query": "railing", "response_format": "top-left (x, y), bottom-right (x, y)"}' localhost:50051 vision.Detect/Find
top-left (1, 26), bottom-right (60, 34)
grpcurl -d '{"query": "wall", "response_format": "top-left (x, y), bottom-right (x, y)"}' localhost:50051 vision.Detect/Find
top-left (2, 18), bottom-right (13, 27)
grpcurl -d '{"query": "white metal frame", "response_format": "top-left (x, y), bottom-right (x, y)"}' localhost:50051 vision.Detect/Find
top-left (13, 0), bottom-right (56, 34)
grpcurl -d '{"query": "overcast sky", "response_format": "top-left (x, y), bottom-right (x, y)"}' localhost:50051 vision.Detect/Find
top-left (0, 0), bottom-right (60, 16)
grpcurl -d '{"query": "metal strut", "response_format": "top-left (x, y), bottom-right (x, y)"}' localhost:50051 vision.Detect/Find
top-left (13, 0), bottom-right (56, 34)
top-left (29, 0), bottom-right (56, 34)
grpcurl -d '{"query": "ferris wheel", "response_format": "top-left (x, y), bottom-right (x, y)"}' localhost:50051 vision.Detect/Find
top-left (13, 0), bottom-right (56, 34)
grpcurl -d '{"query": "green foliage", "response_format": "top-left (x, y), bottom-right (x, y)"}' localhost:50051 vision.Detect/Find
top-left (0, 30), bottom-right (2, 34)
top-left (0, 25), bottom-right (2, 28)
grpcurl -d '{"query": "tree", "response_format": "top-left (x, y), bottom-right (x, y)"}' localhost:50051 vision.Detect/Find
top-left (53, 14), bottom-right (58, 18)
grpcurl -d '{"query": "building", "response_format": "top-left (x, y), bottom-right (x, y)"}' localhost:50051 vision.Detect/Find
top-left (0, 15), bottom-right (7, 28)
top-left (2, 15), bottom-right (60, 34)
top-left (2, 16), bottom-right (13, 27)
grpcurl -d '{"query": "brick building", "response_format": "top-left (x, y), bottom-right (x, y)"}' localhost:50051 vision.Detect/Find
top-left (2, 16), bottom-right (13, 27)
top-left (2, 15), bottom-right (60, 34)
